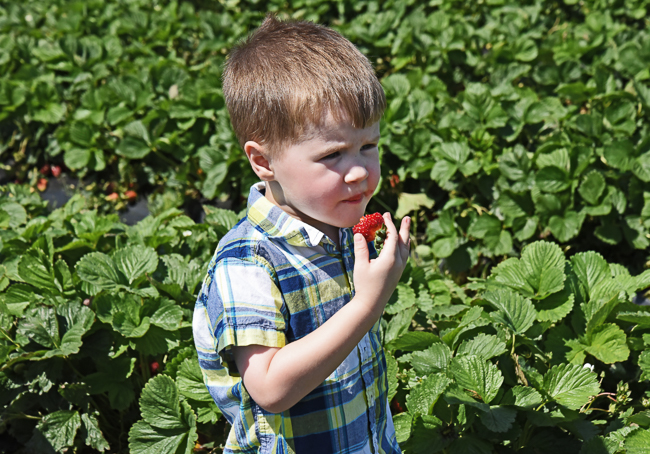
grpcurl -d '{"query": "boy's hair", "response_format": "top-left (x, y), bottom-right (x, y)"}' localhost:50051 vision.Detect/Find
top-left (223, 15), bottom-right (386, 156)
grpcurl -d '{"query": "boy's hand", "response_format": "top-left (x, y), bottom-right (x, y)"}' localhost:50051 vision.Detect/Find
top-left (353, 213), bottom-right (410, 315)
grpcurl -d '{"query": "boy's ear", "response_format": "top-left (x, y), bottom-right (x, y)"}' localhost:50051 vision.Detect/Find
top-left (244, 141), bottom-right (275, 181)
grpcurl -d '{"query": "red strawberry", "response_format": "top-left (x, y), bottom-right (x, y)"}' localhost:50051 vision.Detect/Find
top-left (353, 213), bottom-right (385, 242)
top-left (150, 361), bottom-right (160, 375)
top-left (124, 190), bottom-right (137, 202)
top-left (37, 178), bottom-right (48, 192)
top-left (51, 165), bottom-right (62, 178)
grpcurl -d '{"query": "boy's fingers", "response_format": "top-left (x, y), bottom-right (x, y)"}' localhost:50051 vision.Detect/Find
top-left (380, 212), bottom-right (399, 255)
top-left (399, 217), bottom-right (410, 245)
top-left (398, 217), bottom-right (411, 262)
top-left (353, 233), bottom-right (369, 264)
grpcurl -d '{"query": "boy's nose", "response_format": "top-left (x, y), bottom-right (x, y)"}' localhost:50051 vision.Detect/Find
top-left (344, 164), bottom-right (369, 184)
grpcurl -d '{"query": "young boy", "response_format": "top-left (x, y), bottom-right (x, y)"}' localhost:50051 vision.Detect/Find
top-left (193, 15), bottom-right (411, 454)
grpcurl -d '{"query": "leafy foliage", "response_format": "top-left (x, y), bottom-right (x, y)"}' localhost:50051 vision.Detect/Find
top-left (3, 0), bottom-right (650, 452)
top-left (0, 187), bottom-right (229, 453)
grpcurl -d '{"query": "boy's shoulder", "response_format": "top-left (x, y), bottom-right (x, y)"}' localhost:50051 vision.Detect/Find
top-left (212, 212), bottom-right (287, 271)
top-left (214, 215), bottom-right (262, 261)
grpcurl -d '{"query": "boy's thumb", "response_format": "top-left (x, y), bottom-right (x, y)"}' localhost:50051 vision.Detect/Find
top-left (354, 233), bottom-right (369, 263)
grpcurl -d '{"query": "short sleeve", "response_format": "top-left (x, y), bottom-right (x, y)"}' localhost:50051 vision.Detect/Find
top-left (202, 256), bottom-right (287, 375)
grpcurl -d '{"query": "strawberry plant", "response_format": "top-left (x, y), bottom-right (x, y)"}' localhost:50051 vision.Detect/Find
top-left (386, 240), bottom-right (650, 453)
top-left (3, 0), bottom-right (650, 452)
top-left (0, 184), bottom-right (237, 452)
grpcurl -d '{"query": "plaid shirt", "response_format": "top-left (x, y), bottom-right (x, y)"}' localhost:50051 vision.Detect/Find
top-left (193, 183), bottom-right (400, 454)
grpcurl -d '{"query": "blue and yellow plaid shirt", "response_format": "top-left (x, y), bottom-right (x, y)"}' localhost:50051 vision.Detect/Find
top-left (193, 183), bottom-right (400, 454)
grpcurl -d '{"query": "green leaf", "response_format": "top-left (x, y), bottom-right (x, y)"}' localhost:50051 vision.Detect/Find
top-left (111, 245), bottom-right (158, 285)
top-left (525, 97), bottom-right (567, 124)
top-left (468, 215), bottom-right (501, 239)
top-left (33, 103), bottom-right (67, 123)
top-left (387, 331), bottom-right (439, 352)
top-left (431, 236), bottom-right (457, 258)
top-left (395, 192), bottom-right (435, 219)
top-left (543, 363), bottom-right (600, 410)
top-left (480, 405), bottom-right (517, 432)
top-left (386, 351), bottom-right (398, 402)
top-left (406, 374), bottom-right (452, 415)
top-left (0, 202), bottom-right (27, 228)
top-left (570, 251), bottom-right (610, 299)
top-left (484, 289), bottom-right (537, 334)
top-left (437, 142), bottom-right (470, 164)
top-left (535, 166), bottom-right (571, 193)
top-left (18, 306), bottom-right (59, 349)
top-left (384, 306), bottom-right (418, 344)
top-left (18, 248), bottom-right (59, 294)
top-left (549, 211), bottom-right (584, 242)
top-left (500, 386), bottom-right (543, 408)
top-left (393, 413), bottom-right (412, 444)
top-left (107, 105), bottom-right (132, 125)
top-left (447, 436), bottom-right (492, 454)
top-left (408, 414), bottom-right (450, 454)
top-left (139, 374), bottom-right (187, 429)
top-left (535, 287), bottom-right (574, 323)
top-left (38, 410), bottom-right (81, 452)
top-left (604, 140), bottom-right (636, 171)
top-left (57, 303), bottom-right (94, 356)
top-left (76, 252), bottom-right (125, 294)
top-left (148, 298), bottom-right (183, 331)
top-left (584, 323), bottom-right (630, 364)
top-left (579, 171), bottom-right (606, 205)
top-left (449, 354), bottom-right (503, 404)
top-left (81, 413), bottom-right (110, 452)
top-left (64, 147), bottom-right (92, 170)
top-left (618, 311), bottom-right (650, 327)
top-left (639, 350), bottom-right (650, 381)
top-left (128, 415), bottom-right (197, 454)
top-left (522, 241), bottom-right (566, 298)
top-left (491, 258), bottom-right (535, 297)
top-left (625, 428), bottom-right (650, 454)
top-left (456, 333), bottom-right (506, 360)
top-left (411, 342), bottom-right (451, 376)
top-left (176, 358), bottom-right (213, 402)
top-left (116, 136), bottom-right (151, 159)
top-left (131, 326), bottom-right (179, 356)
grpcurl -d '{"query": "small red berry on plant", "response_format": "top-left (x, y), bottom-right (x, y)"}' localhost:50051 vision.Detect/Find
top-left (353, 213), bottom-right (385, 243)
top-left (37, 178), bottom-right (48, 192)
top-left (125, 190), bottom-right (137, 201)
top-left (39, 164), bottom-right (50, 176)
top-left (51, 165), bottom-right (62, 178)
top-left (106, 192), bottom-right (119, 201)
top-left (150, 361), bottom-right (160, 375)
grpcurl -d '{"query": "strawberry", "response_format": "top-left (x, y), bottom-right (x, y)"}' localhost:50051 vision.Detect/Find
top-left (37, 178), bottom-right (48, 192)
top-left (51, 165), bottom-right (61, 178)
top-left (125, 190), bottom-right (137, 202)
top-left (353, 213), bottom-right (385, 242)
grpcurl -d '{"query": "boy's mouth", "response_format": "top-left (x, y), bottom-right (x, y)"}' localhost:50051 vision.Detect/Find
top-left (343, 194), bottom-right (363, 203)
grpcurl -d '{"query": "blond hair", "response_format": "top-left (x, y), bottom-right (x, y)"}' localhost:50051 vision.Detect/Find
top-left (222, 15), bottom-right (386, 155)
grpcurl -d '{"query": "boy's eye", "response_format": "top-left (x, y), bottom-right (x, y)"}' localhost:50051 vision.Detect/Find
top-left (321, 151), bottom-right (340, 160)
top-left (361, 143), bottom-right (377, 151)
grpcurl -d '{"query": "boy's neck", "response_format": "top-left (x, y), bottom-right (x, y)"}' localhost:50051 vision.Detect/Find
top-left (262, 183), bottom-right (341, 247)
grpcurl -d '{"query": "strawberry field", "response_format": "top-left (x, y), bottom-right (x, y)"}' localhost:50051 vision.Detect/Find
top-left (2, 0), bottom-right (650, 452)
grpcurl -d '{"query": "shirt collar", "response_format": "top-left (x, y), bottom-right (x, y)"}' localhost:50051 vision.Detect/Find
top-left (246, 182), bottom-right (350, 250)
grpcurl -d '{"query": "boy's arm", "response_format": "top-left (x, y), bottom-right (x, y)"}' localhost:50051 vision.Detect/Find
top-left (232, 213), bottom-right (410, 414)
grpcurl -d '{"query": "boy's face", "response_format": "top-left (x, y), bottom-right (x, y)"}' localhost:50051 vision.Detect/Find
top-left (264, 111), bottom-right (381, 241)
